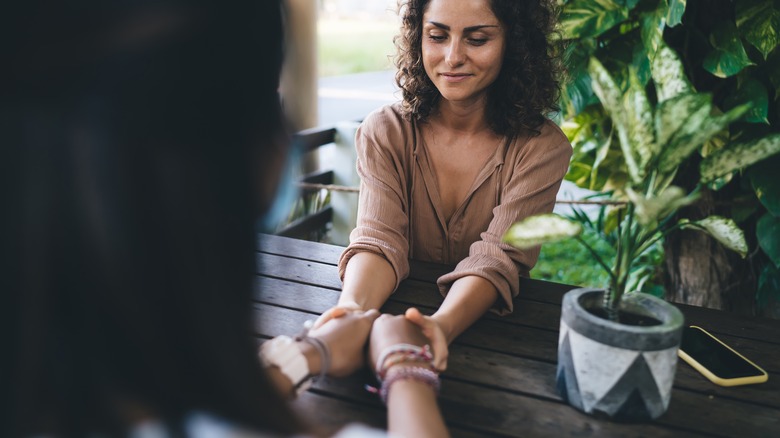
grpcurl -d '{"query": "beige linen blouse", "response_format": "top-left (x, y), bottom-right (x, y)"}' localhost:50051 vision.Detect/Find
top-left (337, 103), bottom-right (572, 314)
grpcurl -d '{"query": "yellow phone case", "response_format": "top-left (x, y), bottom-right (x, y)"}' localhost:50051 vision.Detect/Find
top-left (677, 325), bottom-right (768, 387)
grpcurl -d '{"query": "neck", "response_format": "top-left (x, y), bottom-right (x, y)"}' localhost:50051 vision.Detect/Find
top-left (433, 98), bottom-right (491, 135)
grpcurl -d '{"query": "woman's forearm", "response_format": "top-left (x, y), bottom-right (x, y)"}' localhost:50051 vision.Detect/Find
top-left (432, 275), bottom-right (498, 343)
top-left (387, 379), bottom-right (450, 438)
top-left (339, 252), bottom-right (396, 311)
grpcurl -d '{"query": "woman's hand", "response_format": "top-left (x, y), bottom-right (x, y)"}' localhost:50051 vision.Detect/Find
top-left (368, 312), bottom-right (432, 374)
top-left (307, 308), bottom-right (380, 377)
top-left (405, 307), bottom-right (449, 372)
top-left (311, 301), bottom-right (363, 329)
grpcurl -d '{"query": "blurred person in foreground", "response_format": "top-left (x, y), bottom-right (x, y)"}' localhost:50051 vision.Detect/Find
top-left (2, 1), bottom-right (447, 437)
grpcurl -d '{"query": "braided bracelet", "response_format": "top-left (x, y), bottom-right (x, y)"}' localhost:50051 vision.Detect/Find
top-left (295, 320), bottom-right (331, 382)
top-left (367, 365), bottom-right (441, 404)
top-left (374, 343), bottom-right (434, 380)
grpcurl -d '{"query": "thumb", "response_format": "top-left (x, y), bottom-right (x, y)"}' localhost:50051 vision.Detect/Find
top-left (404, 307), bottom-right (426, 325)
top-left (362, 308), bottom-right (381, 323)
top-left (312, 307), bottom-right (345, 329)
top-left (405, 307), bottom-right (448, 372)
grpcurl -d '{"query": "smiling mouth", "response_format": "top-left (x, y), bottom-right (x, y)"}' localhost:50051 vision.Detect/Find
top-left (441, 73), bottom-right (471, 82)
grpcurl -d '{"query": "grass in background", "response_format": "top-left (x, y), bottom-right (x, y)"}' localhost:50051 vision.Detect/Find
top-left (318, 18), bottom-right (397, 76)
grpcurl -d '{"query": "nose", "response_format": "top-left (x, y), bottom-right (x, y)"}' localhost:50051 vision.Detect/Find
top-left (445, 39), bottom-right (465, 67)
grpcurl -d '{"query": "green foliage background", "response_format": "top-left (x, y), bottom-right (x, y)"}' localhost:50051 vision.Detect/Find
top-left (556, 0), bottom-right (780, 315)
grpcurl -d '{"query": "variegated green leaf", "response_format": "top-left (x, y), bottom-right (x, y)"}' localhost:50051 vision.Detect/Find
top-left (700, 133), bottom-right (780, 183)
top-left (560, 0), bottom-right (630, 39)
top-left (701, 128), bottom-right (730, 157)
top-left (589, 57), bottom-right (642, 183)
top-left (655, 93), bottom-right (711, 154)
top-left (589, 57), bottom-right (623, 114)
top-left (666, 0), bottom-right (687, 27)
top-left (736, 0), bottom-right (780, 60)
top-left (680, 216), bottom-right (748, 258)
top-left (590, 130), bottom-right (613, 191)
top-left (623, 69), bottom-right (656, 174)
top-left (503, 214), bottom-right (583, 249)
top-left (723, 77), bottom-right (769, 124)
top-left (703, 21), bottom-right (755, 78)
top-left (599, 31), bottom-right (652, 91)
top-left (641, 1), bottom-right (667, 60)
top-left (651, 44), bottom-right (692, 102)
top-left (626, 186), bottom-right (698, 225)
top-left (658, 101), bottom-right (750, 174)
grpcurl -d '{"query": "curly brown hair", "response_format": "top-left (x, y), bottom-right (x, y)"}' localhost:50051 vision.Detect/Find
top-left (394, 0), bottom-right (563, 137)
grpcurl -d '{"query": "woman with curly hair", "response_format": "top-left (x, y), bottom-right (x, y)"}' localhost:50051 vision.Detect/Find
top-left (316, 0), bottom-right (572, 371)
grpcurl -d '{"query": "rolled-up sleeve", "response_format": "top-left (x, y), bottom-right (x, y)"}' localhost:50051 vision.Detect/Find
top-left (337, 107), bottom-right (411, 291)
top-left (437, 122), bottom-right (572, 315)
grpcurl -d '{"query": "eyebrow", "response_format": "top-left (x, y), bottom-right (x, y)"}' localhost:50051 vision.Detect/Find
top-left (427, 21), bottom-right (500, 32)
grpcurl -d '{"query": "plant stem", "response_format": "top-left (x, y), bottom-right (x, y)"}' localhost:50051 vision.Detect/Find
top-left (575, 236), bottom-right (616, 283)
top-left (602, 286), bottom-right (619, 322)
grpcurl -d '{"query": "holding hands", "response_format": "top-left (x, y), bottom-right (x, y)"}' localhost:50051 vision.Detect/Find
top-left (263, 305), bottom-right (446, 392)
top-left (262, 306), bottom-right (450, 437)
top-left (305, 308), bottom-right (380, 377)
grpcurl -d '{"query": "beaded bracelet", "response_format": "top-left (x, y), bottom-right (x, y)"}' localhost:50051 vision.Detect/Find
top-left (374, 343), bottom-right (434, 380)
top-left (366, 365), bottom-right (441, 404)
top-left (295, 320), bottom-right (331, 382)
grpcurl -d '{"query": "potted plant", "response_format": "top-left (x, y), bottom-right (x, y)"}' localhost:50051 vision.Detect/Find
top-left (504, 45), bottom-right (780, 421)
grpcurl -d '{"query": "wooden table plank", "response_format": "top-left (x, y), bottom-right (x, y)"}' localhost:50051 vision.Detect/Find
top-left (255, 234), bottom-right (780, 437)
top-left (254, 302), bottom-right (780, 436)
top-left (258, 233), bottom-right (343, 265)
top-left (254, 262), bottom-right (780, 374)
top-left (305, 369), bottom-right (707, 437)
top-left (255, 278), bottom-right (780, 410)
top-left (256, 235), bottom-right (780, 345)
top-left (254, 255), bottom-right (780, 372)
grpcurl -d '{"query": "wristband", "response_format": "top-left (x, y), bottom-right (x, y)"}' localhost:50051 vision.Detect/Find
top-left (259, 335), bottom-right (312, 396)
top-left (295, 320), bottom-right (331, 382)
top-left (366, 365), bottom-right (441, 404)
top-left (375, 343), bottom-right (434, 380)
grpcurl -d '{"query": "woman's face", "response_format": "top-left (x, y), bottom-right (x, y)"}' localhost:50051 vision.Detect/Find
top-left (421, 0), bottom-right (505, 107)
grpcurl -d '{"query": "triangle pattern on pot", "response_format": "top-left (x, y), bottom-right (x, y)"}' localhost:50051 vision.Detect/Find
top-left (643, 348), bottom-right (678, 405)
top-left (566, 323), bottom-right (641, 412)
top-left (556, 331), bottom-right (583, 409)
top-left (592, 354), bottom-right (665, 418)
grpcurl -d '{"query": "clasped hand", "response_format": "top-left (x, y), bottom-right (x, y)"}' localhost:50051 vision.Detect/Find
top-left (307, 306), bottom-right (448, 377)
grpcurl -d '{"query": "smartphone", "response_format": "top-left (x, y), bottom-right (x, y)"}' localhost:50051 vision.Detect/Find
top-left (677, 325), bottom-right (768, 387)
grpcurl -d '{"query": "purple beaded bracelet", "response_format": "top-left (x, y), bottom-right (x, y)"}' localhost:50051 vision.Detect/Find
top-left (366, 365), bottom-right (441, 404)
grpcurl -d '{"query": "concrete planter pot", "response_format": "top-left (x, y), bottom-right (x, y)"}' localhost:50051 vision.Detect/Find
top-left (556, 288), bottom-right (685, 421)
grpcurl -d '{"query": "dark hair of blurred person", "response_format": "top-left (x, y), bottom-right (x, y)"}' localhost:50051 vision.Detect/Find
top-left (2, 1), bottom-right (304, 436)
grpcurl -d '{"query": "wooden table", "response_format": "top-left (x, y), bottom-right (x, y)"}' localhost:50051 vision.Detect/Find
top-left (255, 234), bottom-right (780, 437)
